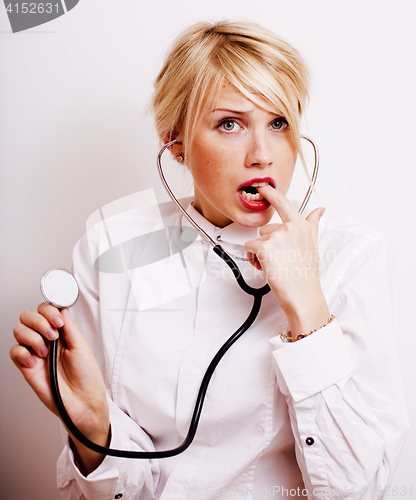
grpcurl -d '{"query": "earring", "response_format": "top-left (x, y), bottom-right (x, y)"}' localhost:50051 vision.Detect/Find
top-left (175, 152), bottom-right (185, 163)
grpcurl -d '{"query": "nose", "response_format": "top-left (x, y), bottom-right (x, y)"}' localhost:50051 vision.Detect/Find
top-left (245, 131), bottom-right (273, 169)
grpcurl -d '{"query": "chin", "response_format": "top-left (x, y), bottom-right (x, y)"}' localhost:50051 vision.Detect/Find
top-left (233, 208), bottom-right (275, 228)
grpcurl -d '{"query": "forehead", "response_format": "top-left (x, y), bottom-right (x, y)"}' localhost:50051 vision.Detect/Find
top-left (212, 81), bottom-right (254, 109)
top-left (208, 80), bottom-right (286, 116)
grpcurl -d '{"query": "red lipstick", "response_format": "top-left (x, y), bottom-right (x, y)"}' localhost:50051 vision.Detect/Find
top-left (237, 177), bottom-right (276, 190)
top-left (236, 177), bottom-right (275, 211)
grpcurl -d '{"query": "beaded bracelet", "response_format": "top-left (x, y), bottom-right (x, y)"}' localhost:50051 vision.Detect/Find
top-left (279, 314), bottom-right (335, 342)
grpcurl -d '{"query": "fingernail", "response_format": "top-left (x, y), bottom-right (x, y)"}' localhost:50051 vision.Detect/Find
top-left (26, 358), bottom-right (34, 368)
top-left (47, 328), bottom-right (59, 340)
top-left (53, 316), bottom-right (64, 328)
top-left (41, 346), bottom-right (49, 357)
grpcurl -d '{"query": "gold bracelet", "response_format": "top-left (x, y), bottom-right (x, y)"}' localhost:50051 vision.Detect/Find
top-left (279, 314), bottom-right (335, 342)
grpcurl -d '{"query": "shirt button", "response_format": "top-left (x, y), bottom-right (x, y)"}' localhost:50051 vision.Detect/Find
top-left (114, 494), bottom-right (123, 499)
top-left (305, 437), bottom-right (314, 446)
top-left (216, 235), bottom-right (222, 241)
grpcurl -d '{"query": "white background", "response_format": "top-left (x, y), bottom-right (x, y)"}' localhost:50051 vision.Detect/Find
top-left (1, 1), bottom-right (415, 498)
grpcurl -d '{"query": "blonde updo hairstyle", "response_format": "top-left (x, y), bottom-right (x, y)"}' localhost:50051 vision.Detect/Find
top-left (152, 20), bottom-right (310, 162)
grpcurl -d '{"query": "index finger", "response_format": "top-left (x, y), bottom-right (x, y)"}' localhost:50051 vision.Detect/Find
top-left (37, 302), bottom-right (65, 328)
top-left (257, 185), bottom-right (303, 223)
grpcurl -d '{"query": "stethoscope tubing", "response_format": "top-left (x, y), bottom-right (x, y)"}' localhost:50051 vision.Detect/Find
top-left (49, 136), bottom-right (318, 459)
top-left (49, 256), bottom-right (269, 458)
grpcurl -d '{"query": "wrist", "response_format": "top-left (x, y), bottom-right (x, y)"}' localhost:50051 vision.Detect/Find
top-left (281, 314), bottom-right (335, 342)
top-left (283, 297), bottom-right (330, 339)
top-left (70, 422), bottom-right (111, 476)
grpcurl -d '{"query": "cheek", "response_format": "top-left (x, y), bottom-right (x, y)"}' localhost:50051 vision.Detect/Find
top-left (285, 138), bottom-right (298, 164)
top-left (277, 143), bottom-right (297, 192)
top-left (189, 142), bottom-right (231, 184)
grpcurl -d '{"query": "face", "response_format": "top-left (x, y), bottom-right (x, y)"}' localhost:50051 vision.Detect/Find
top-left (183, 82), bottom-right (298, 228)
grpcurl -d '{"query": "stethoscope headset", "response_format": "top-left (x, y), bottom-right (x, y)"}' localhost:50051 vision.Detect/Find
top-left (42, 136), bottom-right (319, 459)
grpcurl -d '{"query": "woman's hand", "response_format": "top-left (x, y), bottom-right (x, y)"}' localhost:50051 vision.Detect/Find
top-left (10, 303), bottom-right (110, 474)
top-left (245, 185), bottom-right (330, 337)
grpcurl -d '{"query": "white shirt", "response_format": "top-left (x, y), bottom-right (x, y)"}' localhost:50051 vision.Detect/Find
top-left (57, 194), bottom-right (408, 500)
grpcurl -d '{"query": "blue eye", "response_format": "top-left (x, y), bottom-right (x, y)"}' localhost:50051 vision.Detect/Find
top-left (270, 118), bottom-right (288, 130)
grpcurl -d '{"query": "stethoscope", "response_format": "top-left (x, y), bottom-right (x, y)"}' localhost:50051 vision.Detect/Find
top-left (41, 136), bottom-right (319, 459)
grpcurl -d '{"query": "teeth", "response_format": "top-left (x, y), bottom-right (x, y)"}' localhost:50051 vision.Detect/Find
top-left (251, 182), bottom-right (269, 187)
top-left (240, 190), bottom-right (265, 202)
top-left (238, 181), bottom-right (271, 202)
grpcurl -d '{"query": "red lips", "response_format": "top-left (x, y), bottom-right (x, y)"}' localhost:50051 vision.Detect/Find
top-left (236, 177), bottom-right (276, 190)
top-left (236, 177), bottom-right (275, 212)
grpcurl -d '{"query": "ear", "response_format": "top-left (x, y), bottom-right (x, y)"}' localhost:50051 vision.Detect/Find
top-left (162, 130), bottom-right (184, 158)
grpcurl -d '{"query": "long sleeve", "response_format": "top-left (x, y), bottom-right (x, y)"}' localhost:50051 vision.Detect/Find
top-left (56, 235), bottom-right (160, 500)
top-left (57, 397), bottom-right (159, 500)
top-left (269, 231), bottom-right (409, 499)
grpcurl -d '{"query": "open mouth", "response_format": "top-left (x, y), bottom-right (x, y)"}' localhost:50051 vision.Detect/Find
top-left (238, 181), bottom-right (270, 202)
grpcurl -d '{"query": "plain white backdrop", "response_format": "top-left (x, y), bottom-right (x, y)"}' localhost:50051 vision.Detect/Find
top-left (1, 1), bottom-right (415, 498)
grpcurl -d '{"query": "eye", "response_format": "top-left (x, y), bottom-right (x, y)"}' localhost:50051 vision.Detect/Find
top-left (217, 119), bottom-right (241, 132)
top-left (270, 117), bottom-right (289, 130)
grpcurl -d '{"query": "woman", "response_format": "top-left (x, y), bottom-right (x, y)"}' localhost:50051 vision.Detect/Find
top-left (11, 21), bottom-right (408, 499)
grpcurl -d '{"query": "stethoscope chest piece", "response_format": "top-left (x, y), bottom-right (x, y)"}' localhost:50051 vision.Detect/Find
top-left (40, 268), bottom-right (79, 309)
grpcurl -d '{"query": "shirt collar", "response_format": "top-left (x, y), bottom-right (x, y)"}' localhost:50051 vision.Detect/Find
top-left (184, 200), bottom-right (282, 247)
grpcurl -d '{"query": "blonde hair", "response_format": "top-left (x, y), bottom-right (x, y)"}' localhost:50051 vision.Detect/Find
top-left (152, 20), bottom-right (310, 159)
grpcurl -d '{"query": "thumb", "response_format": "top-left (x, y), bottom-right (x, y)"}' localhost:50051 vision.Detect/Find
top-left (305, 207), bottom-right (326, 230)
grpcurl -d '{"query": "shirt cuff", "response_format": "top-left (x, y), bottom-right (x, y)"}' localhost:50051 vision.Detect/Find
top-left (269, 319), bottom-right (356, 402)
top-left (60, 443), bottom-right (119, 499)
top-left (58, 405), bottom-right (131, 499)
top-left (57, 396), bottom-right (153, 500)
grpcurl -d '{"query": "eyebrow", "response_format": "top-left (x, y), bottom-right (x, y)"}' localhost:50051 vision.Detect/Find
top-left (211, 108), bottom-right (254, 114)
